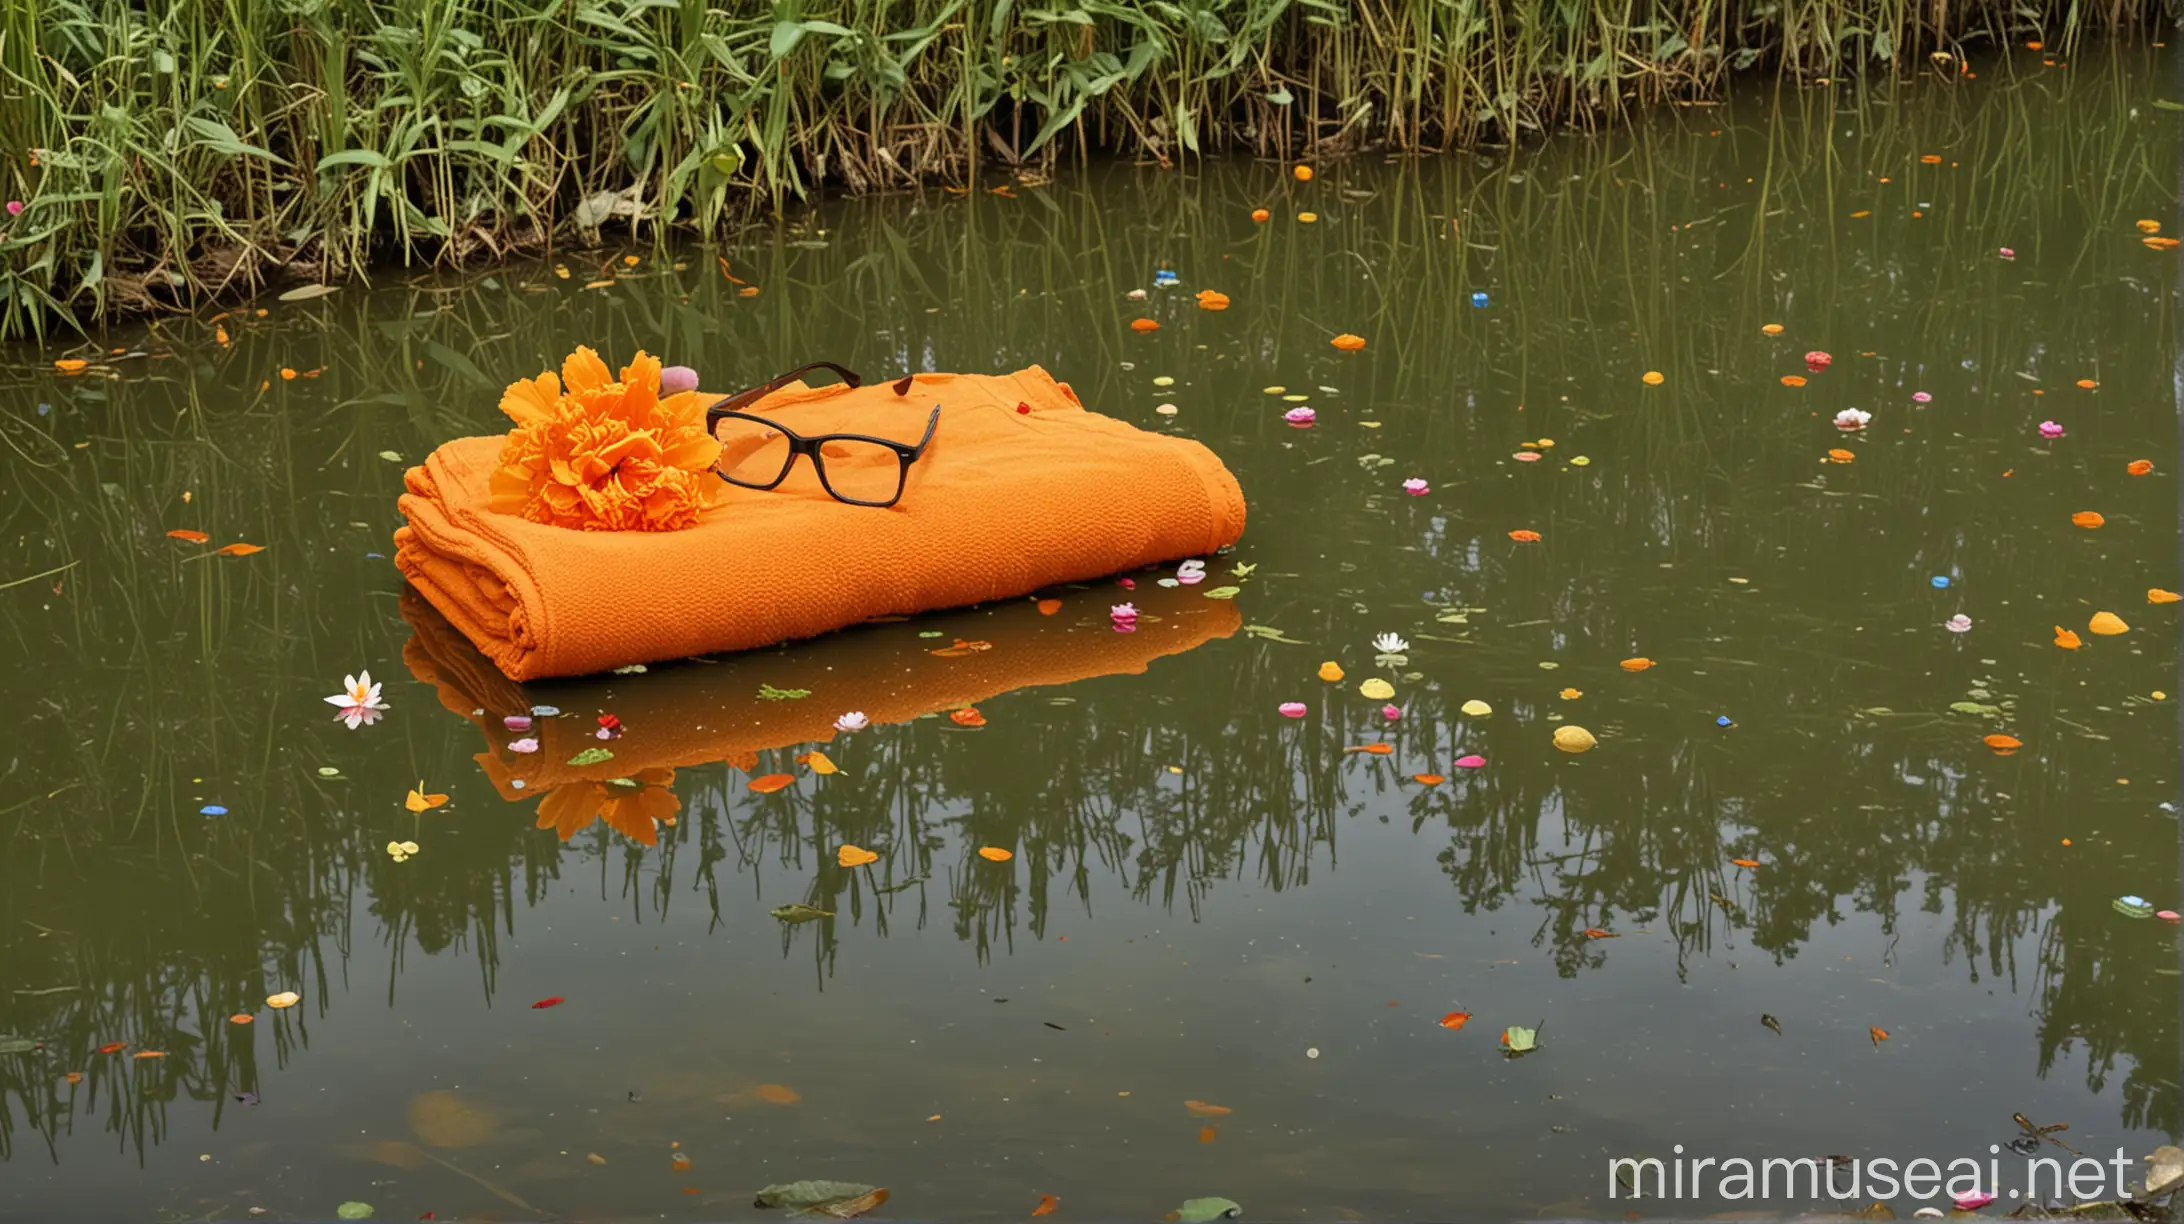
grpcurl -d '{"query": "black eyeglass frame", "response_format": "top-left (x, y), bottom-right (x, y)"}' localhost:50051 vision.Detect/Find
top-left (702, 362), bottom-right (938, 508)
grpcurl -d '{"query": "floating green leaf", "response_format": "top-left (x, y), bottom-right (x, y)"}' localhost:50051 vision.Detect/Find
top-left (771, 904), bottom-right (835, 923)
top-left (758, 684), bottom-right (812, 701)
top-left (567, 747), bottom-right (615, 767)
top-left (0, 1037), bottom-right (39, 1055)
top-left (1240, 625), bottom-right (1304, 644)
top-left (377, 451), bottom-right (404, 463)
top-left (1202, 586), bottom-right (1241, 600)
top-left (1173, 1197), bottom-right (1243, 1222)
top-left (335, 1203), bottom-right (374, 1220)
top-left (1948, 701), bottom-right (2002, 716)
top-left (1501, 1025), bottom-right (1540, 1054)
top-left (754, 1180), bottom-right (882, 1211)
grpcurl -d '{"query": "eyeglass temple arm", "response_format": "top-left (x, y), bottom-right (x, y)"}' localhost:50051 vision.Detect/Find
top-left (704, 362), bottom-right (866, 420)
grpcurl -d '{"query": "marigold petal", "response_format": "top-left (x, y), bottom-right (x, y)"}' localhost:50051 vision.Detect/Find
top-left (562, 345), bottom-right (613, 393)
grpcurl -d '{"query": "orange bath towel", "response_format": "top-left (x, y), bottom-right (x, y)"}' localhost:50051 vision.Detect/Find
top-left (399, 584), bottom-right (1240, 843)
top-left (396, 366), bottom-right (1245, 680)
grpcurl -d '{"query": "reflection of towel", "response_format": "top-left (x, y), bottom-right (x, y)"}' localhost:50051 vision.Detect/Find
top-left (400, 581), bottom-right (1241, 808)
top-left (395, 366), bottom-right (1246, 680)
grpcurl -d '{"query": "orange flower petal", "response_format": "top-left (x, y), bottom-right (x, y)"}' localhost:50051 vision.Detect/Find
top-left (978, 847), bottom-right (1014, 862)
top-left (2075, 379), bottom-right (2098, 389)
top-left (1780, 375), bottom-right (1807, 387)
top-left (1641, 371), bottom-right (1664, 385)
top-left (1827, 448), bottom-right (1856, 463)
top-left (1412, 773), bottom-right (1446, 785)
top-left (2148, 589), bottom-right (2180, 604)
top-left (2127, 459), bottom-right (2154, 475)
top-left (1620, 657), bottom-right (1654, 672)
top-left (1438, 1011), bottom-right (1472, 1031)
top-left (54, 358), bottom-right (89, 373)
top-left (214, 542), bottom-right (265, 556)
top-left (1730, 858), bottom-right (1761, 868)
top-left (166, 529), bottom-right (211, 543)
top-left (2071, 511), bottom-right (2104, 528)
top-left (1760, 323), bottom-right (1784, 336)
top-left (1508, 529), bottom-right (1541, 542)
top-left (1130, 318), bottom-right (1160, 333)
top-left (949, 708), bottom-right (987, 727)
top-left (1293, 165), bottom-right (1314, 182)
top-left (1984, 734), bottom-right (2022, 754)
top-left (747, 773), bottom-right (795, 793)
top-left (2088, 611), bottom-right (2128, 636)
top-left (838, 844), bottom-right (879, 867)
top-left (2053, 627), bottom-right (2083, 649)
top-left (1250, 208), bottom-right (1270, 223)
top-left (1330, 333), bottom-right (1366, 352)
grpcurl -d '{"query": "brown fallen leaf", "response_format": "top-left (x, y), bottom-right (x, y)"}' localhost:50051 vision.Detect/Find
top-left (166, 529), bottom-right (211, 543)
top-left (817, 1188), bottom-right (890, 1219)
top-left (587, 1152), bottom-right (608, 1165)
top-left (213, 542), bottom-right (265, 556)
top-left (1869, 1026), bottom-right (1890, 1047)
top-left (753, 1083), bottom-right (801, 1105)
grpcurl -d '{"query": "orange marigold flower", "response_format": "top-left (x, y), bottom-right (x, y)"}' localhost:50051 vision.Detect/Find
top-left (489, 346), bottom-right (722, 533)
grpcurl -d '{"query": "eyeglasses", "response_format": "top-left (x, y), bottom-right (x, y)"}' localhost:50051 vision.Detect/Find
top-left (704, 362), bottom-right (938, 508)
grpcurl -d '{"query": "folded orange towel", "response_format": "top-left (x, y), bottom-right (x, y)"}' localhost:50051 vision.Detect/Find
top-left (399, 584), bottom-right (1240, 843)
top-left (396, 365), bottom-right (1245, 680)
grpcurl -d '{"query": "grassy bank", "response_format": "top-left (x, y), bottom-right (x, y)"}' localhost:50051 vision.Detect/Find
top-left (0, 0), bottom-right (2169, 340)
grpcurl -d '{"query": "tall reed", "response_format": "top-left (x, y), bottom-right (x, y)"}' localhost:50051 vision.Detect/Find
top-left (0, 0), bottom-right (2168, 339)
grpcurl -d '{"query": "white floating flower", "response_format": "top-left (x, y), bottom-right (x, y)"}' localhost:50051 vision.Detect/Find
top-left (1371, 633), bottom-right (1409, 654)
top-left (324, 670), bottom-right (390, 729)
top-left (1834, 408), bottom-right (1871, 432)
top-left (833, 711), bottom-right (869, 733)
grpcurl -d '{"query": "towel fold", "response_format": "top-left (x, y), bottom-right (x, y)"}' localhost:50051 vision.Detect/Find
top-left (400, 582), bottom-right (1240, 843)
top-left (396, 365), bottom-right (1246, 680)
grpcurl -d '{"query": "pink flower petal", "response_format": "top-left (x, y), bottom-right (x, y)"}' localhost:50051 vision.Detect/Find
top-left (1278, 702), bottom-right (1308, 718)
top-left (1455, 754), bottom-right (1485, 769)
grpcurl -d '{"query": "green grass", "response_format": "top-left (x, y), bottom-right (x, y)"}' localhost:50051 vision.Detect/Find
top-left (0, 0), bottom-right (2168, 340)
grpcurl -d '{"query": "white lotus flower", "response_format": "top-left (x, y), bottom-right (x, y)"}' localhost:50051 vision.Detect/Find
top-left (833, 711), bottom-right (869, 733)
top-left (1371, 633), bottom-right (1409, 654)
top-left (324, 670), bottom-right (389, 729)
top-left (1834, 408), bottom-right (1871, 431)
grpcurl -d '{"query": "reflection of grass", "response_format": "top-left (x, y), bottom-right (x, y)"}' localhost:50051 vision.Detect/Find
top-left (0, 54), bottom-right (2173, 1159)
top-left (2, 0), bottom-right (2169, 336)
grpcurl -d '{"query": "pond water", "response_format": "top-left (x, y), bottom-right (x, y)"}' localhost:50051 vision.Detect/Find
top-left (3, 49), bottom-right (2180, 1224)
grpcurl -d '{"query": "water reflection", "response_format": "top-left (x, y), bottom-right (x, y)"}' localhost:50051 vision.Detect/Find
top-left (0, 52), bottom-right (2174, 1217)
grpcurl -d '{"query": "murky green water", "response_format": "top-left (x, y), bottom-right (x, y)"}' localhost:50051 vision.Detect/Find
top-left (4, 51), bottom-right (2180, 1223)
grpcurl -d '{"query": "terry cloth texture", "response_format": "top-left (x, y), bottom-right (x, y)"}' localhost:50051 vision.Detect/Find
top-left (396, 366), bottom-right (1246, 680)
